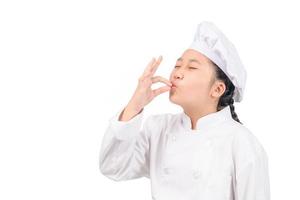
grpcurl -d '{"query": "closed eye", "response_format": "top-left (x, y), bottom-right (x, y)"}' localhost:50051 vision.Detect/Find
top-left (174, 66), bottom-right (198, 70)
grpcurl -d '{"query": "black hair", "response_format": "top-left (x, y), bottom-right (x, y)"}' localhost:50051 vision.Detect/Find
top-left (210, 61), bottom-right (242, 124)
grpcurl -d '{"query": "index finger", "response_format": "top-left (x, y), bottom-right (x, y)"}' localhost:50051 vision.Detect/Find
top-left (149, 55), bottom-right (163, 76)
top-left (142, 56), bottom-right (163, 77)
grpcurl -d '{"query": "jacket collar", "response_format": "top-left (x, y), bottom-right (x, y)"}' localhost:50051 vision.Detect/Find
top-left (181, 105), bottom-right (232, 132)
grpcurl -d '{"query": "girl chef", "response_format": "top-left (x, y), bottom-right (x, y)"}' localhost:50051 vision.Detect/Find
top-left (99, 21), bottom-right (270, 200)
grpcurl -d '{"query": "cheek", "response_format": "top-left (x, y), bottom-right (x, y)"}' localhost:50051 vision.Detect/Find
top-left (184, 77), bottom-right (211, 97)
top-left (188, 74), bottom-right (210, 90)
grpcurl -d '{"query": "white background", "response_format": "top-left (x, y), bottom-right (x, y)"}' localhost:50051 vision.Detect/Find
top-left (0, 0), bottom-right (299, 199)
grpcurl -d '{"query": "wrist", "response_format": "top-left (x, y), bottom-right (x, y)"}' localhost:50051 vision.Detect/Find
top-left (119, 104), bottom-right (143, 122)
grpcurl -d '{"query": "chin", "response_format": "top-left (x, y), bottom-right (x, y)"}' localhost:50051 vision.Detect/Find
top-left (169, 92), bottom-right (182, 106)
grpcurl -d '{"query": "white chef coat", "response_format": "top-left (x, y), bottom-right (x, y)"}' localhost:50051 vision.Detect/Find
top-left (99, 105), bottom-right (270, 200)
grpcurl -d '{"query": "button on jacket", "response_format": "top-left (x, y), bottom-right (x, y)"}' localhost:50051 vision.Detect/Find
top-left (99, 105), bottom-right (270, 200)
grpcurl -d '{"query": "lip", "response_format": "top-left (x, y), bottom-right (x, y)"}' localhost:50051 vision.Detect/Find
top-left (170, 81), bottom-right (178, 88)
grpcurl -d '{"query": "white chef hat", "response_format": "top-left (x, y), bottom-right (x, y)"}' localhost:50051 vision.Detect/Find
top-left (188, 21), bottom-right (247, 102)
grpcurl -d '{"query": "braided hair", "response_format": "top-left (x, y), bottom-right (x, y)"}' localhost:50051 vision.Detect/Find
top-left (210, 61), bottom-right (242, 124)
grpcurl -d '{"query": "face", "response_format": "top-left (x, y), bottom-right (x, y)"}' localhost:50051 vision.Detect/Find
top-left (169, 48), bottom-right (222, 109)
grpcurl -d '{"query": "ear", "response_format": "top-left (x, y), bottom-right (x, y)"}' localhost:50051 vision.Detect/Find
top-left (210, 80), bottom-right (226, 99)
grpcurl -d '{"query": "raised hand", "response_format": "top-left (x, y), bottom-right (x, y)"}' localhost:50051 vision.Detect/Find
top-left (119, 56), bottom-right (172, 121)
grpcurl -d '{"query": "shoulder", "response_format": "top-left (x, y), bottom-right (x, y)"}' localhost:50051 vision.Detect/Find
top-left (229, 120), bottom-right (268, 164)
top-left (142, 112), bottom-right (180, 135)
top-left (144, 112), bottom-right (178, 127)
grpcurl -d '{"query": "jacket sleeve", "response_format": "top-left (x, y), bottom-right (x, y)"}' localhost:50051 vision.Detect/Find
top-left (99, 106), bottom-right (151, 181)
top-left (233, 129), bottom-right (271, 200)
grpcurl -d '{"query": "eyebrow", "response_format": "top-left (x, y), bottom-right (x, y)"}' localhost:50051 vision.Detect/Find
top-left (177, 57), bottom-right (201, 65)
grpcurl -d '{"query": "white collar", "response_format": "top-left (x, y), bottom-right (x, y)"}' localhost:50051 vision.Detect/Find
top-left (181, 105), bottom-right (232, 132)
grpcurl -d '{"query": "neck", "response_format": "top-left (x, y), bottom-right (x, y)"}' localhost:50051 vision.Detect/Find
top-left (183, 105), bottom-right (217, 130)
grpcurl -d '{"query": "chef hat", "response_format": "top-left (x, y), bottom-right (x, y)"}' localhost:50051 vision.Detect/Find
top-left (188, 21), bottom-right (247, 102)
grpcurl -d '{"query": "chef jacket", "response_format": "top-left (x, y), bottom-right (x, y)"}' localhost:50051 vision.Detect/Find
top-left (99, 105), bottom-right (270, 200)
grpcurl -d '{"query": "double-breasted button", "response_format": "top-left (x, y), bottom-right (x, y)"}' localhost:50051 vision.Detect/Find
top-left (163, 167), bottom-right (173, 175)
top-left (193, 169), bottom-right (202, 179)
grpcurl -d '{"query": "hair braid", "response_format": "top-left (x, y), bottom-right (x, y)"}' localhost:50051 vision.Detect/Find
top-left (211, 61), bottom-right (242, 124)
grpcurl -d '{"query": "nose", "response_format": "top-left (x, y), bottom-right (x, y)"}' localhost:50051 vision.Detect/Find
top-left (173, 71), bottom-right (184, 80)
